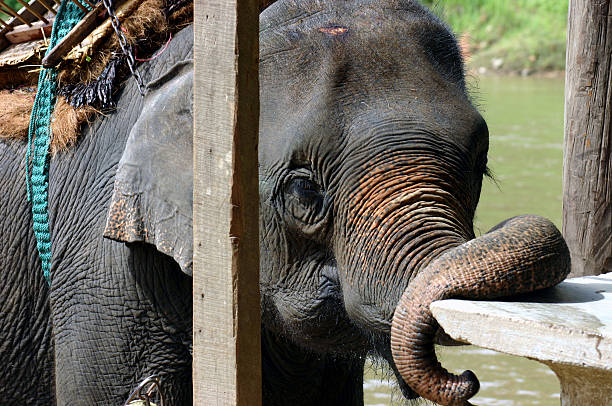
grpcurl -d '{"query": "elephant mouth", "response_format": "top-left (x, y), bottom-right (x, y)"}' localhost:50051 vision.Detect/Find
top-left (266, 260), bottom-right (371, 353)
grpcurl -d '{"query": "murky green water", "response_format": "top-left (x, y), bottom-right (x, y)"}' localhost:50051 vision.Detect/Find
top-left (473, 75), bottom-right (565, 233)
top-left (364, 75), bottom-right (566, 405)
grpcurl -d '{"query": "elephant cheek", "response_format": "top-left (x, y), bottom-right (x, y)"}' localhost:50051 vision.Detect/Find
top-left (390, 215), bottom-right (571, 406)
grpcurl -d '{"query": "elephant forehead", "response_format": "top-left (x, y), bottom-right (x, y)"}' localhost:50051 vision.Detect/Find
top-left (260, 0), bottom-right (464, 90)
top-left (258, 0), bottom-right (474, 161)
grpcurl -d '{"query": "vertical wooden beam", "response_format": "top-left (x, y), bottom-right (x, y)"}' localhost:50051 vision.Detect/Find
top-left (563, 0), bottom-right (612, 277)
top-left (193, 0), bottom-right (261, 405)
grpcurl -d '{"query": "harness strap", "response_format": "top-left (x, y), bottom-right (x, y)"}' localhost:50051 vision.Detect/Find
top-left (27, 0), bottom-right (91, 284)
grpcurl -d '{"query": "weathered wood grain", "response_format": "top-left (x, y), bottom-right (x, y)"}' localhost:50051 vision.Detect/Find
top-left (563, 0), bottom-right (612, 277)
top-left (432, 274), bottom-right (612, 406)
top-left (192, 0), bottom-right (261, 405)
top-left (5, 19), bottom-right (52, 44)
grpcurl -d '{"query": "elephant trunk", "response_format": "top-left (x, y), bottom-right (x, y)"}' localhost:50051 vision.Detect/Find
top-left (335, 150), bottom-right (482, 333)
top-left (390, 215), bottom-right (571, 406)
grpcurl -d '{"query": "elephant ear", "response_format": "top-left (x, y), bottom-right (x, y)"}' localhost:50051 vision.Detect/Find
top-left (104, 60), bottom-right (194, 275)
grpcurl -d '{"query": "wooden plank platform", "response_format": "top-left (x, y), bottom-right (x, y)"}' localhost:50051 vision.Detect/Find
top-left (432, 274), bottom-right (612, 405)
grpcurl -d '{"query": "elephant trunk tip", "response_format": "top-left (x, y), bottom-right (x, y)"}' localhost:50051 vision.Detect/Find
top-left (452, 370), bottom-right (480, 404)
top-left (391, 298), bottom-right (480, 406)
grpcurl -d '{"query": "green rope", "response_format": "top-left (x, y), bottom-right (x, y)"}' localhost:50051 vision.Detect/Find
top-left (27, 0), bottom-right (91, 284)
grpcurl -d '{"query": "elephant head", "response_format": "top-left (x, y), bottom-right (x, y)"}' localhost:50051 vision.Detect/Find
top-left (258, 0), bottom-right (570, 404)
top-left (5, 1), bottom-right (567, 405)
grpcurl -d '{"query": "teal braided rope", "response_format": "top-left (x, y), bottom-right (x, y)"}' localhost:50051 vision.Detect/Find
top-left (27, 0), bottom-right (91, 284)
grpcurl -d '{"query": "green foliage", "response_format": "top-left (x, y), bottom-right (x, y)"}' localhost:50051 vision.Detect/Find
top-left (422, 0), bottom-right (568, 72)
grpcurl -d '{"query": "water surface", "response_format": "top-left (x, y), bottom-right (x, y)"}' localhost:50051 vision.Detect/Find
top-left (473, 75), bottom-right (565, 233)
top-left (364, 75), bottom-right (566, 405)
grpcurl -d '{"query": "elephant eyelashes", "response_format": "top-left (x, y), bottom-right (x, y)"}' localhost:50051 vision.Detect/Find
top-left (285, 177), bottom-right (324, 221)
top-left (288, 178), bottom-right (321, 203)
top-left (476, 154), bottom-right (491, 177)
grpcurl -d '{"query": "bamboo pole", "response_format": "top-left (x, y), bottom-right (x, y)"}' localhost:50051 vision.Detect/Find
top-left (0, 0), bottom-right (32, 26)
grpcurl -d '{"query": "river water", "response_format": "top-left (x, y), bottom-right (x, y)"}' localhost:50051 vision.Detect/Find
top-left (364, 75), bottom-right (566, 405)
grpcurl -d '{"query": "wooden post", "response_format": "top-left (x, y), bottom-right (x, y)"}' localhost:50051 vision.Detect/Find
top-left (563, 0), bottom-right (612, 277)
top-left (193, 0), bottom-right (261, 405)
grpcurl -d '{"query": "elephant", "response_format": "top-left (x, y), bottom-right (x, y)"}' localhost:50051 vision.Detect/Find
top-left (0, 0), bottom-right (570, 405)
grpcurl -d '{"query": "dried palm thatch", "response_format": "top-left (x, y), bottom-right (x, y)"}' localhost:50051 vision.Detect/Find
top-left (0, 88), bottom-right (35, 140)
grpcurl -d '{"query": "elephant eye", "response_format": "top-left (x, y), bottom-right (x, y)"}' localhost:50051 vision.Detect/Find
top-left (288, 178), bottom-right (321, 201)
top-left (279, 168), bottom-right (331, 238)
top-left (281, 167), bottom-right (330, 230)
top-left (284, 177), bottom-right (324, 223)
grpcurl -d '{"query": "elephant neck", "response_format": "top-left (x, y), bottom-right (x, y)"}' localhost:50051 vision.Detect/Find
top-left (262, 327), bottom-right (365, 406)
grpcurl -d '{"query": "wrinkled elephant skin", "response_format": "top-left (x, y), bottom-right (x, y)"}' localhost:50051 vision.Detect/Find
top-left (0, 1), bottom-right (571, 405)
top-left (0, 26), bottom-right (195, 406)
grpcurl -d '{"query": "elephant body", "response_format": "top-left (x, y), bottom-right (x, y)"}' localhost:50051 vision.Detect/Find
top-left (0, 138), bottom-right (54, 404)
top-left (0, 1), bottom-right (570, 405)
top-left (1, 27), bottom-right (195, 405)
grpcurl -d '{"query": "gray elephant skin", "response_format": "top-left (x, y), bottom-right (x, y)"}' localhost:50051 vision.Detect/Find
top-left (0, 1), bottom-right (570, 405)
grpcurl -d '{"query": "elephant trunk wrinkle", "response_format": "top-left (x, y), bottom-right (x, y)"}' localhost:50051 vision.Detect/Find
top-left (390, 215), bottom-right (571, 406)
top-left (332, 151), bottom-right (478, 348)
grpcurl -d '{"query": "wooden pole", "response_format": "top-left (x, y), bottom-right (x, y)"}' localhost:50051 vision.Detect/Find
top-left (37, 0), bottom-right (58, 16)
top-left (193, 0), bottom-right (261, 405)
top-left (563, 0), bottom-right (612, 277)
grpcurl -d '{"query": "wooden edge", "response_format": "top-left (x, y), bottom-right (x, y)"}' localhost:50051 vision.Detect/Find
top-left (0, 36), bottom-right (10, 53)
top-left (259, 0), bottom-right (276, 12)
top-left (36, 0), bottom-right (57, 16)
top-left (63, 0), bottom-right (139, 64)
top-left (15, 0), bottom-right (49, 25)
top-left (5, 19), bottom-right (53, 44)
top-left (2, 0), bottom-right (54, 27)
top-left (193, 0), bottom-right (261, 404)
top-left (41, 0), bottom-right (104, 67)
top-left (430, 274), bottom-right (612, 371)
top-left (0, 1), bottom-right (32, 26)
top-left (0, 0), bottom-right (57, 51)
top-left (562, 0), bottom-right (612, 278)
top-left (67, 0), bottom-right (87, 14)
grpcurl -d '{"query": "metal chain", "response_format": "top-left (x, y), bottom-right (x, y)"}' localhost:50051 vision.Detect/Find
top-left (124, 375), bottom-right (165, 406)
top-left (101, 0), bottom-right (146, 95)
